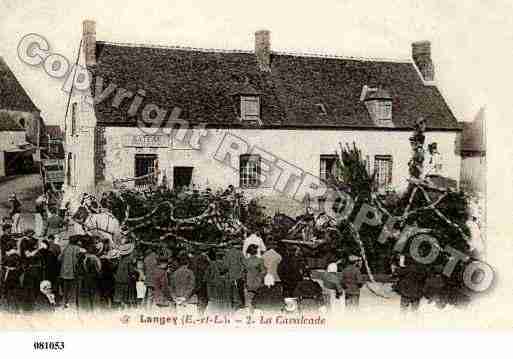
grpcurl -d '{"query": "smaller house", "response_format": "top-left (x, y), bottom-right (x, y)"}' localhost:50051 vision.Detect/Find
top-left (44, 125), bottom-right (65, 159)
top-left (0, 112), bottom-right (29, 176)
top-left (0, 56), bottom-right (43, 176)
top-left (460, 107), bottom-right (486, 195)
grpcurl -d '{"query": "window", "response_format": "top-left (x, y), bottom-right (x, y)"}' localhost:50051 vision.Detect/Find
top-left (241, 96), bottom-right (260, 121)
top-left (239, 154), bottom-right (261, 188)
top-left (71, 103), bottom-right (78, 136)
top-left (376, 100), bottom-right (392, 120)
top-left (320, 155), bottom-right (338, 182)
top-left (374, 155), bottom-right (393, 190)
top-left (66, 153), bottom-right (72, 186)
top-left (135, 154), bottom-right (157, 187)
top-left (173, 167), bottom-right (194, 190)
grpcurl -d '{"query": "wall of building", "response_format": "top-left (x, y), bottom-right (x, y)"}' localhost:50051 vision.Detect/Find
top-left (0, 109), bottom-right (44, 145)
top-left (0, 131), bottom-right (27, 150)
top-left (461, 153), bottom-right (486, 195)
top-left (98, 126), bottom-right (461, 202)
top-left (0, 131), bottom-right (29, 178)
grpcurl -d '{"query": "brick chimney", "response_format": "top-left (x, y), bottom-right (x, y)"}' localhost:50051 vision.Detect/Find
top-left (412, 41), bottom-right (434, 82)
top-left (411, 41), bottom-right (435, 81)
top-left (255, 30), bottom-right (271, 71)
top-left (83, 20), bottom-right (96, 66)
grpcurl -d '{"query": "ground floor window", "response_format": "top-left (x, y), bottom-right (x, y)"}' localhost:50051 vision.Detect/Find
top-left (239, 154), bottom-right (261, 188)
top-left (173, 166), bottom-right (193, 190)
top-left (135, 154), bottom-right (157, 187)
top-left (374, 155), bottom-right (393, 191)
top-left (320, 154), bottom-right (339, 182)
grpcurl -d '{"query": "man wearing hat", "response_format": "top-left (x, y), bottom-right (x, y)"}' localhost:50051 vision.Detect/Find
top-left (113, 242), bottom-right (137, 308)
top-left (59, 235), bottom-right (83, 309)
top-left (152, 255), bottom-right (172, 309)
top-left (8, 193), bottom-right (22, 234)
top-left (341, 255), bottom-right (365, 309)
top-left (424, 142), bottom-right (443, 179)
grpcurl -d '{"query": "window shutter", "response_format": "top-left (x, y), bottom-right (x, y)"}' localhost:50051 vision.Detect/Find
top-left (241, 96), bottom-right (260, 121)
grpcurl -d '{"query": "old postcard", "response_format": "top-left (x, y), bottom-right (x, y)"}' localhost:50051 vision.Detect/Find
top-left (0, 0), bottom-right (510, 340)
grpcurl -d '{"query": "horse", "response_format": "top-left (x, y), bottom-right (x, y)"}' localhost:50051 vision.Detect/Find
top-left (64, 191), bottom-right (123, 247)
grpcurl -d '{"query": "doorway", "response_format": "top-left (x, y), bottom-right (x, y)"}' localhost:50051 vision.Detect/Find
top-left (173, 166), bottom-right (193, 190)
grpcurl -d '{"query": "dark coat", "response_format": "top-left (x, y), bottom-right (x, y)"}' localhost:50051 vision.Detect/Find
top-left (152, 267), bottom-right (171, 306)
top-left (205, 260), bottom-right (232, 312)
top-left (34, 292), bottom-right (55, 312)
top-left (253, 285), bottom-right (284, 312)
top-left (3, 253), bottom-right (21, 289)
top-left (40, 248), bottom-right (60, 286)
top-left (294, 279), bottom-right (324, 309)
top-left (395, 263), bottom-right (427, 299)
top-left (143, 252), bottom-right (158, 287)
top-left (190, 253), bottom-right (210, 297)
top-left (278, 255), bottom-right (305, 297)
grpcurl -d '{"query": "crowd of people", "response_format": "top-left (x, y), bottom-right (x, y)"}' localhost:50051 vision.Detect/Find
top-left (0, 188), bottom-right (476, 317)
top-left (0, 223), bottom-right (332, 315)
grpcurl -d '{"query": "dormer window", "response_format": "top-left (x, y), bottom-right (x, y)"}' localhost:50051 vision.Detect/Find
top-left (362, 87), bottom-right (393, 122)
top-left (241, 96), bottom-right (260, 121)
top-left (230, 81), bottom-right (261, 123)
top-left (376, 100), bottom-right (392, 120)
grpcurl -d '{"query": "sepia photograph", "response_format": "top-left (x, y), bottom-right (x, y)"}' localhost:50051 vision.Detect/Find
top-left (0, 0), bottom-right (511, 354)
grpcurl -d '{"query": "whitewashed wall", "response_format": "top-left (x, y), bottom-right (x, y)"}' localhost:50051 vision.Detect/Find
top-left (0, 131), bottom-right (27, 150)
top-left (100, 126), bottom-right (461, 201)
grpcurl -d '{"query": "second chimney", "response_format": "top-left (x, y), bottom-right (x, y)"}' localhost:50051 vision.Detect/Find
top-left (255, 30), bottom-right (271, 71)
top-left (83, 19), bottom-right (96, 66)
top-left (412, 41), bottom-right (434, 82)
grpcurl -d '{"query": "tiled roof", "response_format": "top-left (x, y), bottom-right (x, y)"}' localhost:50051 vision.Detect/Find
top-left (90, 42), bottom-right (460, 130)
top-left (0, 57), bottom-right (38, 113)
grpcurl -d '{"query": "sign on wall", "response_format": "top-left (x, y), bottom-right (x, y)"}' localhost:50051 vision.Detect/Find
top-left (123, 134), bottom-right (171, 148)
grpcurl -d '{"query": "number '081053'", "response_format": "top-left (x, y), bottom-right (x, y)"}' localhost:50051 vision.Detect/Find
top-left (33, 341), bottom-right (64, 350)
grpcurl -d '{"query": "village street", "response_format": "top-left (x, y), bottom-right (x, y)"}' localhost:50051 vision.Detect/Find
top-left (0, 173), bottom-right (42, 228)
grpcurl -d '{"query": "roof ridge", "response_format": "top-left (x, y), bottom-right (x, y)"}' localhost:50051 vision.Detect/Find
top-left (273, 50), bottom-right (410, 63)
top-left (97, 40), bottom-right (253, 54)
top-left (97, 40), bottom-right (411, 63)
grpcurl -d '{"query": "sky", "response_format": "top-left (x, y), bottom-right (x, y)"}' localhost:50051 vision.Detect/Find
top-left (0, 0), bottom-right (511, 125)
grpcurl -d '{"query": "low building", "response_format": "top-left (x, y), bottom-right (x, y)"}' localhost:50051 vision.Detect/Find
top-left (44, 125), bottom-right (65, 159)
top-left (0, 57), bottom-right (43, 176)
top-left (65, 20), bottom-right (463, 208)
top-left (460, 107), bottom-right (486, 195)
